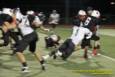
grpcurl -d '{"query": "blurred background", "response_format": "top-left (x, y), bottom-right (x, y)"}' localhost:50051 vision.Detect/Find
top-left (0, 0), bottom-right (115, 26)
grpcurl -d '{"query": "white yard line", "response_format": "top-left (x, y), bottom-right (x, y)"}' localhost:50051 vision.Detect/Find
top-left (99, 29), bottom-right (115, 37)
top-left (86, 50), bottom-right (115, 62)
top-left (99, 31), bottom-right (115, 61)
top-left (98, 53), bottom-right (115, 62)
top-left (99, 32), bottom-right (115, 37)
top-left (92, 32), bottom-right (115, 61)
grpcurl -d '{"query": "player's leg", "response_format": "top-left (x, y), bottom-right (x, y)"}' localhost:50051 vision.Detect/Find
top-left (43, 39), bottom-right (74, 60)
top-left (49, 24), bottom-right (57, 33)
top-left (29, 39), bottom-right (46, 70)
top-left (43, 49), bottom-right (58, 60)
top-left (91, 34), bottom-right (100, 56)
top-left (53, 39), bottom-right (71, 59)
top-left (43, 39), bottom-right (69, 60)
top-left (15, 41), bottom-right (29, 73)
top-left (60, 40), bottom-right (75, 60)
top-left (52, 24), bottom-right (56, 29)
top-left (81, 38), bottom-right (90, 59)
top-left (83, 46), bottom-right (89, 59)
top-left (16, 52), bottom-right (29, 72)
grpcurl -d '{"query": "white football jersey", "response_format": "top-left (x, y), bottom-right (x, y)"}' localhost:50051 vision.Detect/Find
top-left (18, 16), bottom-right (34, 36)
top-left (70, 26), bottom-right (92, 45)
top-left (49, 13), bottom-right (60, 24)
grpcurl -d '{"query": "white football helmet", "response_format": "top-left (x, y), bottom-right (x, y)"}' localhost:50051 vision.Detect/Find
top-left (26, 10), bottom-right (34, 15)
top-left (2, 8), bottom-right (13, 16)
top-left (91, 10), bottom-right (100, 18)
top-left (50, 34), bottom-right (58, 41)
top-left (78, 10), bottom-right (86, 16)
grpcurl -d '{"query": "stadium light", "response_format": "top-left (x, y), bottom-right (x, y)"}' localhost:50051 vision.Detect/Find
top-left (110, 2), bottom-right (115, 5)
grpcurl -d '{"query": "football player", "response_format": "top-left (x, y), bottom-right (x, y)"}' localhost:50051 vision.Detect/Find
top-left (81, 10), bottom-right (101, 58)
top-left (49, 10), bottom-right (60, 29)
top-left (13, 9), bottom-right (50, 73)
top-left (38, 12), bottom-right (46, 25)
top-left (91, 10), bottom-right (101, 56)
top-left (45, 34), bottom-right (60, 48)
top-left (0, 8), bottom-right (20, 50)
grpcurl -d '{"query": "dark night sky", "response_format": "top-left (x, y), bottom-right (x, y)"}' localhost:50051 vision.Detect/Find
top-left (0, 0), bottom-right (115, 16)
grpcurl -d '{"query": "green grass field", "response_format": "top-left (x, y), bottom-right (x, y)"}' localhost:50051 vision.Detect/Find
top-left (0, 26), bottom-right (115, 77)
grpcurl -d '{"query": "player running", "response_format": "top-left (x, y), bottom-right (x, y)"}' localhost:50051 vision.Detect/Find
top-left (13, 9), bottom-right (50, 73)
top-left (81, 10), bottom-right (101, 58)
top-left (0, 8), bottom-right (20, 52)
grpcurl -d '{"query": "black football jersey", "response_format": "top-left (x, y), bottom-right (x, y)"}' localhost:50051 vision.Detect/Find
top-left (83, 16), bottom-right (100, 32)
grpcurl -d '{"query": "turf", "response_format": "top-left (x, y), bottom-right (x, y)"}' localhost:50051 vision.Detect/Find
top-left (0, 26), bottom-right (115, 77)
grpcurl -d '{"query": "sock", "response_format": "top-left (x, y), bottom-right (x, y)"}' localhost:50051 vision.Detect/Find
top-left (40, 60), bottom-right (46, 70)
top-left (84, 48), bottom-right (88, 59)
top-left (40, 60), bottom-right (45, 65)
top-left (56, 50), bottom-right (62, 56)
top-left (92, 47), bottom-right (97, 55)
top-left (22, 62), bottom-right (27, 67)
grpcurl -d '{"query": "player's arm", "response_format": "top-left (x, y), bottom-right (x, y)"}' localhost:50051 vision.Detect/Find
top-left (32, 16), bottom-right (43, 27)
top-left (86, 29), bottom-right (92, 39)
top-left (39, 26), bottom-right (50, 32)
top-left (32, 16), bottom-right (49, 31)
top-left (71, 26), bottom-right (78, 37)
top-left (4, 21), bottom-right (17, 29)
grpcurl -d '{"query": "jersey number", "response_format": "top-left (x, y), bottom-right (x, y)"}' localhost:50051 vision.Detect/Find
top-left (75, 29), bottom-right (79, 36)
top-left (84, 17), bottom-right (92, 26)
